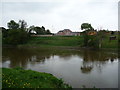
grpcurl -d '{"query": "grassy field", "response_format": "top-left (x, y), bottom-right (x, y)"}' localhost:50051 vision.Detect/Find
top-left (24, 36), bottom-right (84, 47)
top-left (21, 35), bottom-right (118, 49)
top-left (2, 68), bottom-right (71, 88)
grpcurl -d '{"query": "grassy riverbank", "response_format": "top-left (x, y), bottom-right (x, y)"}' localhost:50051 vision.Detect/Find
top-left (24, 36), bottom-right (84, 47)
top-left (2, 68), bottom-right (71, 88)
top-left (18, 35), bottom-right (118, 49)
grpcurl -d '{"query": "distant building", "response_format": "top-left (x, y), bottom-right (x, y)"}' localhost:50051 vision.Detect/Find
top-left (56, 29), bottom-right (80, 36)
top-left (87, 31), bottom-right (97, 35)
top-left (71, 32), bottom-right (80, 36)
top-left (57, 29), bottom-right (72, 36)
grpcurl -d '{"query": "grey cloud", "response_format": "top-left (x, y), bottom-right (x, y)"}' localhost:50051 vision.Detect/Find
top-left (1, 0), bottom-right (118, 33)
top-left (2, 2), bottom-right (63, 14)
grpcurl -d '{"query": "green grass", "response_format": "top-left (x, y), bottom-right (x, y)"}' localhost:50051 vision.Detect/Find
top-left (1, 68), bottom-right (100, 89)
top-left (25, 36), bottom-right (84, 47)
top-left (6, 35), bottom-right (118, 49)
top-left (101, 36), bottom-right (118, 49)
top-left (2, 68), bottom-right (72, 88)
top-left (24, 35), bottom-right (118, 49)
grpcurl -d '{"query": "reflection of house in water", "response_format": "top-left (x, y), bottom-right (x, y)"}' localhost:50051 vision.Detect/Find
top-left (56, 29), bottom-right (80, 36)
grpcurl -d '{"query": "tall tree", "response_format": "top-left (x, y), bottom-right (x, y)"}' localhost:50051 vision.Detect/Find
top-left (81, 23), bottom-right (99, 48)
top-left (28, 25), bottom-right (35, 34)
top-left (7, 20), bottom-right (19, 29)
top-left (41, 26), bottom-right (45, 31)
top-left (19, 20), bottom-right (27, 30)
top-left (34, 26), bottom-right (46, 35)
top-left (3, 20), bottom-right (29, 45)
top-left (81, 23), bottom-right (94, 31)
top-left (34, 26), bottom-right (43, 34)
top-left (46, 29), bottom-right (51, 34)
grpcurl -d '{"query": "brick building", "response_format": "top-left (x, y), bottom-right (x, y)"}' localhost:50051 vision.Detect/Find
top-left (56, 29), bottom-right (80, 36)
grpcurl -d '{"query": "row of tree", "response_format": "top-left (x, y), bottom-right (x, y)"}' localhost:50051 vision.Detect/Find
top-left (28, 25), bottom-right (51, 35)
top-left (2, 20), bottom-right (52, 45)
top-left (6, 20), bottom-right (52, 35)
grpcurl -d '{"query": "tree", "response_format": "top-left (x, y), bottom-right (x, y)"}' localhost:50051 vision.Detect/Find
top-left (41, 26), bottom-right (45, 31)
top-left (7, 20), bottom-right (19, 29)
top-left (81, 23), bottom-right (94, 31)
top-left (46, 29), bottom-right (51, 34)
top-left (28, 26), bottom-right (52, 35)
top-left (34, 26), bottom-right (48, 35)
top-left (19, 20), bottom-right (27, 30)
top-left (28, 25), bottom-right (35, 34)
top-left (3, 20), bottom-right (30, 45)
top-left (81, 23), bottom-right (93, 47)
top-left (4, 29), bottom-right (29, 45)
top-left (34, 26), bottom-right (44, 34)
top-left (111, 31), bottom-right (114, 35)
top-left (81, 23), bottom-right (99, 48)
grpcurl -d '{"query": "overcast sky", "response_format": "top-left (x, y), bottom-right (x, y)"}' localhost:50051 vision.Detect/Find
top-left (1, 0), bottom-right (119, 33)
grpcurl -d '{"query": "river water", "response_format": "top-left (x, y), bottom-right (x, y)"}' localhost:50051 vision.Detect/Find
top-left (2, 47), bottom-right (118, 88)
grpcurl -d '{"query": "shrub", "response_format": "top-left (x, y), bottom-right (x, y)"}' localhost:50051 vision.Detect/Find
top-left (3, 29), bottom-right (29, 45)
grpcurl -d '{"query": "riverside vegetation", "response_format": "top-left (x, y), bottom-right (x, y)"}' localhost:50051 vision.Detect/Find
top-left (2, 20), bottom-right (118, 49)
top-left (2, 68), bottom-right (71, 88)
top-left (2, 68), bottom-right (100, 89)
top-left (20, 35), bottom-right (118, 49)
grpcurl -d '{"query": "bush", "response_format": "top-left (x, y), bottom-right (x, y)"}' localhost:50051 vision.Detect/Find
top-left (3, 29), bottom-right (29, 45)
top-left (83, 35), bottom-right (99, 48)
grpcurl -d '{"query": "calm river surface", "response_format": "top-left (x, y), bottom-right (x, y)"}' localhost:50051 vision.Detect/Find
top-left (2, 47), bottom-right (118, 88)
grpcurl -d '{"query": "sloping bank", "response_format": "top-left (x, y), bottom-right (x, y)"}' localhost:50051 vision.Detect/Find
top-left (17, 35), bottom-right (118, 50)
top-left (2, 68), bottom-right (72, 88)
top-left (3, 36), bottom-right (118, 51)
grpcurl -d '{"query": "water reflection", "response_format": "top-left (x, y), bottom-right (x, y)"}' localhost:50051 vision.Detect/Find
top-left (2, 48), bottom-right (53, 68)
top-left (79, 50), bottom-right (117, 74)
top-left (2, 48), bottom-right (118, 71)
top-left (81, 61), bottom-right (93, 73)
top-left (2, 47), bottom-right (118, 88)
